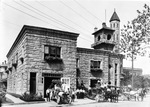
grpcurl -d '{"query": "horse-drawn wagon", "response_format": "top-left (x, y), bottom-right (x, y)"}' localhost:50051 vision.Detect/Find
top-left (47, 80), bottom-right (72, 104)
top-left (93, 85), bottom-right (120, 103)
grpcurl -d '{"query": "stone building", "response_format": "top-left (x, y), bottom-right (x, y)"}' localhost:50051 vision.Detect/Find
top-left (6, 11), bottom-right (124, 96)
top-left (123, 67), bottom-right (143, 76)
top-left (0, 61), bottom-right (7, 91)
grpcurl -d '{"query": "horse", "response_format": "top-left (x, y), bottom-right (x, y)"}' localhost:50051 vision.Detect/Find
top-left (123, 88), bottom-right (145, 101)
top-left (103, 86), bottom-right (120, 103)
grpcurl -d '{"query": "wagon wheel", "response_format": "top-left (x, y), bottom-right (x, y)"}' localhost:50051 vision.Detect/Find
top-left (95, 94), bottom-right (100, 102)
top-left (68, 96), bottom-right (72, 104)
top-left (57, 96), bottom-right (61, 104)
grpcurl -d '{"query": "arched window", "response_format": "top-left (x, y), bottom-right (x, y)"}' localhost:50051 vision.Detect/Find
top-left (117, 23), bottom-right (119, 28)
top-left (113, 23), bottom-right (115, 28)
top-left (98, 35), bottom-right (101, 41)
top-left (107, 34), bottom-right (111, 40)
top-left (113, 34), bottom-right (115, 41)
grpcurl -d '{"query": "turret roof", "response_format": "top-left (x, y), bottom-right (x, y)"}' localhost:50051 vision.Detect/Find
top-left (110, 11), bottom-right (120, 22)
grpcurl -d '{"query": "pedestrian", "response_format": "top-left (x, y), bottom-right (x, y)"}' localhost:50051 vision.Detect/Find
top-left (46, 87), bottom-right (50, 102)
top-left (88, 86), bottom-right (92, 96)
top-left (71, 88), bottom-right (76, 102)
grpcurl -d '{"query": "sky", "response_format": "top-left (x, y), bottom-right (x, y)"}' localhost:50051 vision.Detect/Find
top-left (0, 0), bottom-right (150, 74)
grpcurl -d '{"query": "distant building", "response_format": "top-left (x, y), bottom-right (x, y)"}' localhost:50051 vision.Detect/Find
top-left (0, 61), bottom-right (7, 91)
top-left (123, 67), bottom-right (143, 76)
top-left (6, 11), bottom-right (124, 96)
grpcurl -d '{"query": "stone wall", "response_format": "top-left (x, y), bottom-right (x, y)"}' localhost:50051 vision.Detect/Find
top-left (7, 26), bottom-right (79, 95)
top-left (25, 32), bottom-right (78, 95)
top-left (77, 47), bottom-right (123, 87)
top-left (7, 35), bottom-right (28, 94)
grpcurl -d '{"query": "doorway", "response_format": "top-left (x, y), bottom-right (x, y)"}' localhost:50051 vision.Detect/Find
top-left (90, 79), bottom-right (98, 88)
top-left (30, 72), bottom-right (36, 94)
top-left (44, 77), bottom-right (60, 97)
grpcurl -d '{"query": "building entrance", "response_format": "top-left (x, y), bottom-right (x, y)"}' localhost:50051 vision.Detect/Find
top-left (90, 79), bottom-right (98, 88)
top-left (43, 73), bottom-right (62, 97)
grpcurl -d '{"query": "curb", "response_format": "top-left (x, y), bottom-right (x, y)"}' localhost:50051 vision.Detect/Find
top-left (2, 101), bottom-right (46, 106)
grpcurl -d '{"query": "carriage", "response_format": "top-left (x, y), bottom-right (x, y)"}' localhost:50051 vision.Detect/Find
top-left (48, 80), bottom-right (72, 104)
top-left (122, 88), bottom-right (146, 101)
top-left (55, 91), bottom-right (72, 104)
top-left (94, 85), bottom-right (120, 103)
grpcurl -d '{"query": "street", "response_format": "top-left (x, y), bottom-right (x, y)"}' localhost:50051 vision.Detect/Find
top-left (2, 94), bottom-right (150, 107)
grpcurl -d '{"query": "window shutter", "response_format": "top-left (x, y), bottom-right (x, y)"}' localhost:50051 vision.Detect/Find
top-left (100, 60), bottom-right (103, 70)
top-left (56, 47), bottom-right (60, 57)
top-left (44, 46), bottom-right (49, 54)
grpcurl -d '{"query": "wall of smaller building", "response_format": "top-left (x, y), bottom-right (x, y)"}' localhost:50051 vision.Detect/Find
top-left (77, 48), bottom-right (123, 88)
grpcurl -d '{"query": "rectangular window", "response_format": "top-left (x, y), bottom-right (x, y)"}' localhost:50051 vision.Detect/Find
top-left (115, 79), bottom-right (117, 86)
top-left (76, 58), bottom-right (79, 68)
top-left (44, 46), bottom-right (49, 54)
top-left (115, 63), bottom-right (117, 74)
top-left (61, 77), bottom-right (70, 89)
top-left (91, 60), bottom-right (101, 69)
top-left (44, 45), bottom-right (61, 58)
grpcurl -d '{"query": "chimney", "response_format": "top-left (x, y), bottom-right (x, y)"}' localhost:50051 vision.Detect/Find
top-left (102, 22), bottom-right (107, 28)
top-left (94, 27), bottom-right (98, 32)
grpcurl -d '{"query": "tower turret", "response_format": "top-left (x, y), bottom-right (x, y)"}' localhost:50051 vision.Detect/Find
top-left (110, 10), bottom-right (120, 53)
top-left (91, 23), bottom-right (116, 51)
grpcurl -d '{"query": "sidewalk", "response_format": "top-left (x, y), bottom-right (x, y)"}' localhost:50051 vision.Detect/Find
top-left (5, 94), bottom-right (25, 103)
top-left (71, 98), bottom-right (96, 106)
top-left (3, 97), bottom-right (96, 106)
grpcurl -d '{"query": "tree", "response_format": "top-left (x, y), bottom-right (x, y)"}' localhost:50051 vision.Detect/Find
top-left (120, 4), bottom-right (150, 88)
top-left (133, 76), bottom-right (148, 89)
top-left (120, 70), bottom-right (132, 86)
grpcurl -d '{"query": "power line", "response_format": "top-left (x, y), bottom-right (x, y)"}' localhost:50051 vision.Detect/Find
top-left (15, 0), bottom-right (75, 32)
top-left (59, 0), bottom-right (96, 27)
top-left (3, 2), bottom-right (93, 43)
top-left (73, 0), bottom-right (102, 23)
top-left (36, 0), bottom-right (91, 34)
top-left (19, 0), bottom-right (93, 42)
top-left (2, 2), bottom-right (63, 30)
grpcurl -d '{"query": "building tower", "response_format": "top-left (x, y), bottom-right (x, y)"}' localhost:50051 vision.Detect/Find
top-left (109, 10), bottom-right (120, 53)
top-left (91, 22), bottom-right (115, 51)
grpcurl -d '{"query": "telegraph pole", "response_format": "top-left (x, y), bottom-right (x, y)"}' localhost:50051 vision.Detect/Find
top-left (131, 39), bottom-right (135, 89)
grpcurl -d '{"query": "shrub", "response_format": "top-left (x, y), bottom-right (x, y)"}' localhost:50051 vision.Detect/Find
top-left (20, 92), bottom-right (45, 102)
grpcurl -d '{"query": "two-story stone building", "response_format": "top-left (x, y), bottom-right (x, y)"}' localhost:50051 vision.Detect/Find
top-left (6, 11), bottom-right (124, 96)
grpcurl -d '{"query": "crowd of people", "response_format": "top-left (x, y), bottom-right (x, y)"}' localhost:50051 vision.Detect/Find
top-left (46, 81), bottom-right (76, 102)
top-left (45, 79), bottom-right (150, 103)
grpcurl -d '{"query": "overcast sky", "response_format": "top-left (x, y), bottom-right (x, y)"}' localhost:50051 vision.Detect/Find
top-left (0, 0), bottom-right (150, 74)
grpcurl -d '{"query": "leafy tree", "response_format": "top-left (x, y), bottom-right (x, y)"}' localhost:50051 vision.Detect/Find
top-left (133, 75), bottom-right (150, 89)
top-left (120, 4), bottom-right (150, 88)
top-left (120, 70), bottom-right (132, 86)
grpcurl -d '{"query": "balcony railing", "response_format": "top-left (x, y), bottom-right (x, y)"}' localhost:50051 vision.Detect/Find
top-left (91, 68), bottom-right (103, 72)
top-left (44, 55), bottom-right (63, 63)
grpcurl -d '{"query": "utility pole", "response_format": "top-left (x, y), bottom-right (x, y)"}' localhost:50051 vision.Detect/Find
top-left (131, 39), bottom-right (135, 89)
top-left (131, 50), bottom-right (134, 89)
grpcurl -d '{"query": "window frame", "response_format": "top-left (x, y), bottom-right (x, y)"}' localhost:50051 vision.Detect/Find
top-left (90, 60), bottom-right (101, 69)
top-left (44, 45), bottom-right (61, 58)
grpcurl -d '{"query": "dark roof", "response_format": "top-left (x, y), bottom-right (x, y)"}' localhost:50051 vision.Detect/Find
top-left (6, 25), bottom-right (79, 57)
top-left (92, 26), bottom-right (114, 35)
top-left (109, 11), bottom-right (120, 22)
